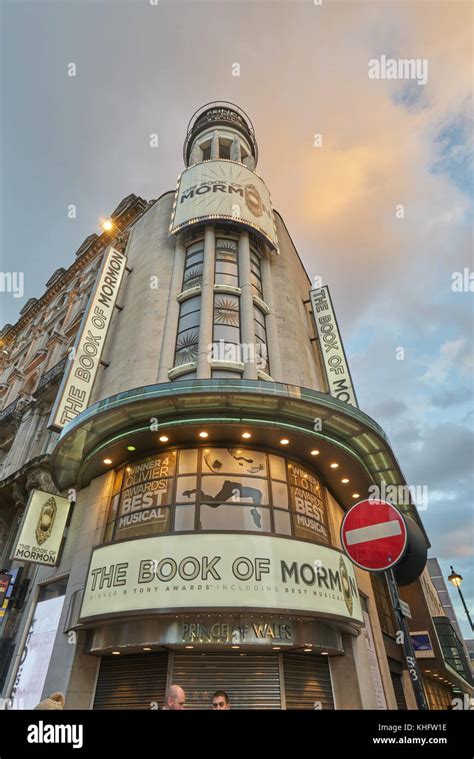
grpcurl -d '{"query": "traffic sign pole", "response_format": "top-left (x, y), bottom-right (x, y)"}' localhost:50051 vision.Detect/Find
top-left (340, 499), bottom-right (430, 711)
top-left (385, 568), bottom-right (429, 711)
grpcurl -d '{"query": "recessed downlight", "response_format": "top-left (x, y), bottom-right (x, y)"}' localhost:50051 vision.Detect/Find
top-left (111, 650), bottom-right (120, 655)
top-left (103, 458), bottom-right (113, 465)
top-left (126, 445), bottom-right (136, 452)
top-left (341, 478), bottom-right (350, 484)
top-left (280, 438), bottom-right (290, 445)
top-left (310, 449), bottom-right (319, 456)
top-left (352, 493), bottom-right (360, 499)
top-left (330, 462), bottom-right (339, 469)
top-left (143, 647), bottom-right (152, 651)
top-left (185, 645), bottom-right (194, 649)
top-left (242, 432), bottom-right (251, 439)
top-left (199, 431), bottom-right (208, 439)
top-left (159, 435), bottom-right (169, 443)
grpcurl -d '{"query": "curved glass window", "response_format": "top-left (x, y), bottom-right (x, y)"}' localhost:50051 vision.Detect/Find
top-left (215, 238), bottom-right (239, 287)
top-left (254, 304), bottom-right (269, 375)
top-left (105, 447), bottom-right (331, 545)
top-left (174, 295), bottom-right (200, 367)
top-left (250, 248), bottom-right (263, 298)
top-left (213, 293), bottom-right (241, 362)
top-left (182, 242), bottom-right (204, 291)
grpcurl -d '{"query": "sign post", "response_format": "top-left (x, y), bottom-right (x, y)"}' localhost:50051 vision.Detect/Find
top-left (341, 499), bottom-right (429, 710)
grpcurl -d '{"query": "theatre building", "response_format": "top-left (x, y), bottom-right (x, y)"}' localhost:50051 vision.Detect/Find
top-left (0, 103), bottom-right (436, 710)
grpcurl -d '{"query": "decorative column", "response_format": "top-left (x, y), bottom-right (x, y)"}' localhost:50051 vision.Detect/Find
top-left (210, 131), bottom-right (219, 159)
top-left (243, 154), bottom-right (255, 170)
top-left (196, 226), bottom-right (215, 378)
top-left (189, 142), bottom-right (201, 165)
top-left (157, 234), bottom-right (186, 382)
top-left (238, 231), bottom-right (258, 380)
top-left (230, 137), bottom-right (241, 163)
top-left (260, 247), bottom-right (283, 381)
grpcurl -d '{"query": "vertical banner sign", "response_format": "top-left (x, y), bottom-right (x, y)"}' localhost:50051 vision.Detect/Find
top-left (11, 489), bottom-right (72, 566)
top-left (48, 247), bottom-right (127, 431)
top-left (309, 286), bottom-right (358, 407)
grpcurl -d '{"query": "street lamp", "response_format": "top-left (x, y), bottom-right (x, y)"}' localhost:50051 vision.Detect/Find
top-left (448, 565), bottom-right (474, 631)
top-left (100, 218), bottom-right (123, 235)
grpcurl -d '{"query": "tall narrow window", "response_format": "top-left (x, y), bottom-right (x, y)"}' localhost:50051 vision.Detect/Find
top-left (250, 248), bottom-right (263, 298)
top-left (213, 293), bottom-right (240, 362)
top-left (174, 295), bottom-right (201, 367)
top-left (182, 242), bottom-right (204, 292)
top-left (254, 305), bottom-right (269, 375)
top-left (215, 238), bottom-right (238, 287)
top-left (219, 139), bottom-right (231, 159)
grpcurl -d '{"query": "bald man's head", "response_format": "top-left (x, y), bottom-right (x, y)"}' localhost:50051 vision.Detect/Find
top-left (163, 684), bottom-right (186, 710)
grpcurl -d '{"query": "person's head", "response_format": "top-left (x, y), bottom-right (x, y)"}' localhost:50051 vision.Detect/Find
top-left (34, 692), bottom-right (65, 710)
top-left (164, 684), bottom-right (186, 710)
top-left (212, 690), bottom-right (230, 710)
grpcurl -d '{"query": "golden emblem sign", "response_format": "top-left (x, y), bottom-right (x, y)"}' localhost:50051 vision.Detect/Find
top-left (244, 183), bottom-right (264, 217)
top-left (339, 555), bottom-right (353, 617)
top-left (35, 496), bottom-right (57, 545)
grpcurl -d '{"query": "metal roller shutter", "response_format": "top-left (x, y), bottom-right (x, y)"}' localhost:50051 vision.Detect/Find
top-left (282, 653), bottom-right (334, 710)
top-left (93, 652), bottom-right (168, 710)
top-left (390, 671), bottom-right (408, 710)
top-left (172, 652), bottom-right (281, 709)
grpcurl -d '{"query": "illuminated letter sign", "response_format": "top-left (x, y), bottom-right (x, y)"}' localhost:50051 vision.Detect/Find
top-left (48, 247), bottom-right (127, 431)
top-left (309, 286), bottom-right (358, 407)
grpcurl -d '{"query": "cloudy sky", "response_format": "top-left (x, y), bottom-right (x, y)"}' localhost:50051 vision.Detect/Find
top-left (1, 0), bottom-right (473, 637)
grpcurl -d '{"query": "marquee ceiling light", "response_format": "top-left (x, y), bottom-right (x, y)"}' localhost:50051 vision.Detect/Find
top-left (111, 650), bottom-right (120, 655)
top-left (303, 647), bottom-right (312, 652)
top-left (143, 647), bottom-right (152, 651)
top-left (352, 493), bottom-right (360, 499)
top-left (185, 645), bottom-right (194, 649)
top-left (341, 478), bottom-right (350, 484)
top-left (231, 645), bottom-right (240, 649)
top-left (159, 435), bottom-right (169, 443)
top-left (280, 438), bottom-right (290, 445)
top-left (310, 449), bottom-right (319, 456)
top-left (321, 652), bottom-right (329, 655)
top-left (272, 646), bottom-right (281, 650)
top-left (199, 431), bottom-right (209, 438)
top-left (241, 432), bottom-right (252, 439)
top-left (330, 463), bottom-right (339, 469)
top-left (103, 458), bottom-right (113, 465)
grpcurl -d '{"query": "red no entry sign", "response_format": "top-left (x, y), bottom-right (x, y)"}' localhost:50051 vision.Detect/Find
top-left (340, 499), bottom-right (408, 572)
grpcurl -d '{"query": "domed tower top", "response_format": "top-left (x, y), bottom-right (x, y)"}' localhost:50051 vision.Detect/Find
top-left (183, 101), bottom-right (258, 169)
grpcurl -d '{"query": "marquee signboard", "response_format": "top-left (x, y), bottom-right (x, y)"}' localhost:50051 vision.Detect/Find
top-left (309, 286), bottom-right (357, 407)
top-left (48, 246), bottom-right (128, 432)
top-left (169, 160), bottom-right (279, 252)
top-left (11, 490), bottom-right (72, 566)
top-left (79, 533), bottom-right (363, 626)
